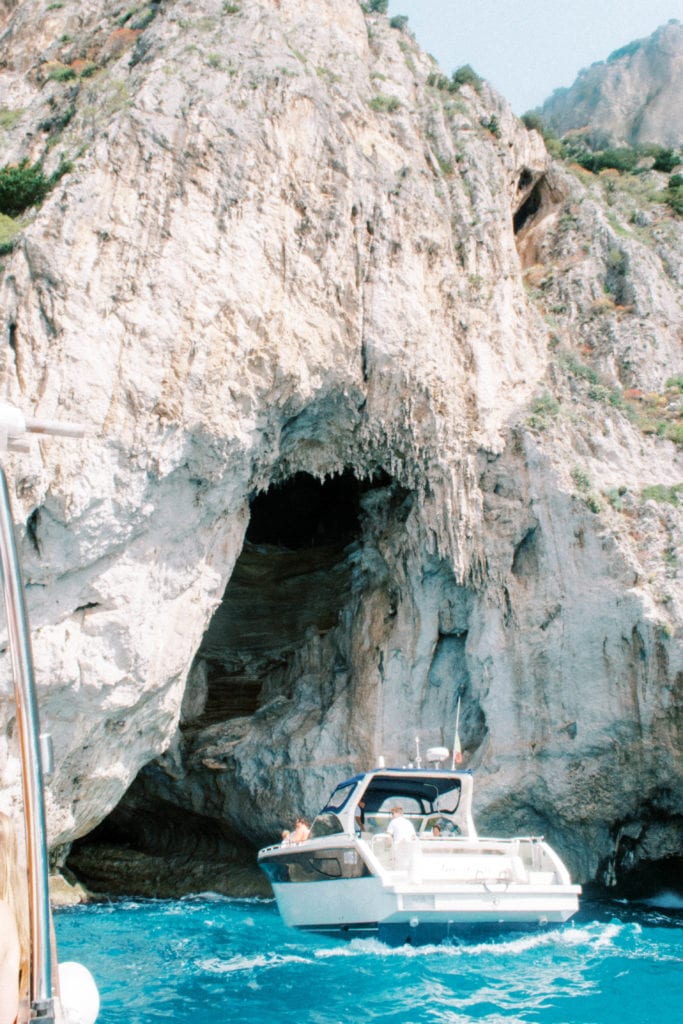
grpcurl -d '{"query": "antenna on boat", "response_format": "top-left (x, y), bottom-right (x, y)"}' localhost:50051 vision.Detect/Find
top-left (0, 400), bottom-right (87, 1024)
top-left (415, 736), bottom-right (422, 769)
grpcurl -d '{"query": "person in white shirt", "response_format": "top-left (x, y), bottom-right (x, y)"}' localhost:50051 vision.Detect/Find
top-left (386, 806), bottom-right (416, 843)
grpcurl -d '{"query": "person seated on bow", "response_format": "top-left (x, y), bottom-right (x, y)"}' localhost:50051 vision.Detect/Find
top-left (290, 817), bottom-right (310, 843)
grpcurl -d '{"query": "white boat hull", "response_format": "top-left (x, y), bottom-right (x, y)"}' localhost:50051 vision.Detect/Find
top-left (271, 876), bottom-right (579, 933)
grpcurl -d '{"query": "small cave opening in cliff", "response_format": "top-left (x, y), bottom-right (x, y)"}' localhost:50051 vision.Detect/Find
top-left (513, 173), bottom-right (568, 269)
top-left (513, 178), bottom-right (544, 235)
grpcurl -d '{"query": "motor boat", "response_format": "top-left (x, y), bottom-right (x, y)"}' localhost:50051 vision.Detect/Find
top-left (258, 746), bottom-right (581, 944)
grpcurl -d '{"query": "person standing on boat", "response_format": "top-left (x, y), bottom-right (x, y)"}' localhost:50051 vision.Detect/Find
top-left (386, 806), bottom-right (416, 843)
top-left (0, 811), bottom-right (29, 1024)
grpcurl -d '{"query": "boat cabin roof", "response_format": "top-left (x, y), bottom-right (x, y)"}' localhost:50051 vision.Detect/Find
top-left (321, 768), bottom-right (473, 817)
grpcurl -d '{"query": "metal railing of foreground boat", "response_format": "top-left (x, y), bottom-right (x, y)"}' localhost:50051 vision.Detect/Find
top-left (0, 402), bottom-right (85, 1024)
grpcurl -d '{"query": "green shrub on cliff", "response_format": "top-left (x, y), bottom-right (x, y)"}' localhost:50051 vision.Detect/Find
top-left (47, 64), bottom-right (76, 82)
top-left (665, 174), bottom-right (683, 216)
top-left (652, 147), bottom-right (680, 173)
top-left (527, 391), bottom-right (560, 430)
top-left (0, 161), bottom-right (51, 217)
top-left (450, 64), bottom-right (483, 94)
top-left (576, 147), bottom-right (639, 173)
top-left (641, 484), bottom-right (682, 506)
top-left (369, 94), bottom-right (400, 113)
top-left (0, 159), bottom-right (72, 218)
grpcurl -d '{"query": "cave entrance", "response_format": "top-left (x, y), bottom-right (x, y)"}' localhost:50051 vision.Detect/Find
top-left (183, 469), bottom-right (379, 731)
top-left (513, 176), bottom-right (544, 235)
top-left (513, 170), bottom-right (567, 269)
top-left (68, 466), bottom-right (405, 896)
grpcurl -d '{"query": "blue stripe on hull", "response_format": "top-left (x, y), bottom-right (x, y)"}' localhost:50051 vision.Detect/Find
top-left (298, 917), bottom-right (561, 946)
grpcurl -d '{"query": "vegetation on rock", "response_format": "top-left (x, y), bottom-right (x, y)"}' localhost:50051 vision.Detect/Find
top-left (428, 64), bottom-right (484, 96)
top-left (0, 159), bottom-right (71, 218)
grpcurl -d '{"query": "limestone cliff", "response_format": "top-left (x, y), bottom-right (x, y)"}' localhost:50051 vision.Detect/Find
top-left (0, 0), bottom-right (681, 897)
top-left (537, 20), bottom-right (683, 148)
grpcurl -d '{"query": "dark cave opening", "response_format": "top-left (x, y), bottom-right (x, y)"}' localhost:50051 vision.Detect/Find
top-left (617, 856), bottom-right (683, 900)
top-left (185, 469), bottom-right (391, 728)
top-left (517, 168), bottom-right (534, 192)
top-left (511, 526), bottom-right (539, 578)
top-left (247, 469), bottom-right (365, 549)
top-left (513, 179), bottom-right (544, 234)
top-left (68, 467), bottom-right (405, 895)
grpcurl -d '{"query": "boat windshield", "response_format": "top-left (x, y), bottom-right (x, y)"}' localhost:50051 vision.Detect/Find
top-left (309, 812), bottom-right (345, 838)
top-left (361, 774), bottom-right (461, 815)
top-left (320, 780), bottom-right (358, 815)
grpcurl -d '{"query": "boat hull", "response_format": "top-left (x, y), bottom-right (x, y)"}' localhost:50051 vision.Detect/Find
top-left (267, 875), bottom-right (580, 943)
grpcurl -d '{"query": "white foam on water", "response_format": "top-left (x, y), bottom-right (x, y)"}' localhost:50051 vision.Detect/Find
top-left (312, 927), bottom-right (572, 960)
top-left (198, 952), bottom-right (312, 974)
top-left (309, 919), bottom-right (631, 962)
top-left (592, 921), bottom-right (622, 948)
top-left (643, 890), bottom-right (683, 910)
top-left (464, 930), bottom-right (562, 956)
top-left (314, 936), bottom-right (452, 959)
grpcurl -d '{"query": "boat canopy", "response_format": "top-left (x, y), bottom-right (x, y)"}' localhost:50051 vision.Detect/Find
top-left (315, 768), bottom-right (476, 838)
top-left (358, 772), bottom-right (464, 814)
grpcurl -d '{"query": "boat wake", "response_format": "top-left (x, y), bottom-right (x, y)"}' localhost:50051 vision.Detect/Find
top-left (199, 952), bottom-right (312, 974)
top-left (642, 890), bottom-right (683, 910)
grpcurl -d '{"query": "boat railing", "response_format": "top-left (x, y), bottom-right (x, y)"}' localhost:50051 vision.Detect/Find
top-left (364, 831), bottom-right (566, 887)
top-left (0, 402), bottom-right (89, 1024)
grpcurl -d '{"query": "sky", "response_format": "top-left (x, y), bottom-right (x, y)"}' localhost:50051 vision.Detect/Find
top-left (387, 0), bottom-right (683, 114)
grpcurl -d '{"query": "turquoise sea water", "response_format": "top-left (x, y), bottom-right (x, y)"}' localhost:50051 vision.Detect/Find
top-left (55, 895), bottom-right (682, 1024)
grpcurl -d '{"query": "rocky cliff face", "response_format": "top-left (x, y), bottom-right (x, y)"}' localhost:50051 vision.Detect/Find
top-left (0, 0), bottom-right (681, 898)
top-left (537, 20), bottom-right (683, 148)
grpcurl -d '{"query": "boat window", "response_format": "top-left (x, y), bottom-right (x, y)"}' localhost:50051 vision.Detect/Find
top-left (320, 781), bottom-right (357, 814)
top-left (259, 847), bottom-right (371, 884)
top-left (435, 786), bottom-right (461, 815)
top-left (361, 775), bottom-right (462, 815)
top-left (376, 797), bottom-right (422, 814)
top-left (422, 816), bottom-right (460, 835)
top-left (309, 812), bottom-right (344, 839)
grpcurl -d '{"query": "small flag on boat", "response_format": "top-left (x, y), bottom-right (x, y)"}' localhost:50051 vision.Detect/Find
top-left (452, 696), bottom-right (463, 767)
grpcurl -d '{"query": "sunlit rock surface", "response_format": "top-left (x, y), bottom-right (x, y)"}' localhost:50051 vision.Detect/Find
top-left (0, 0), bottom-right (681, 896)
